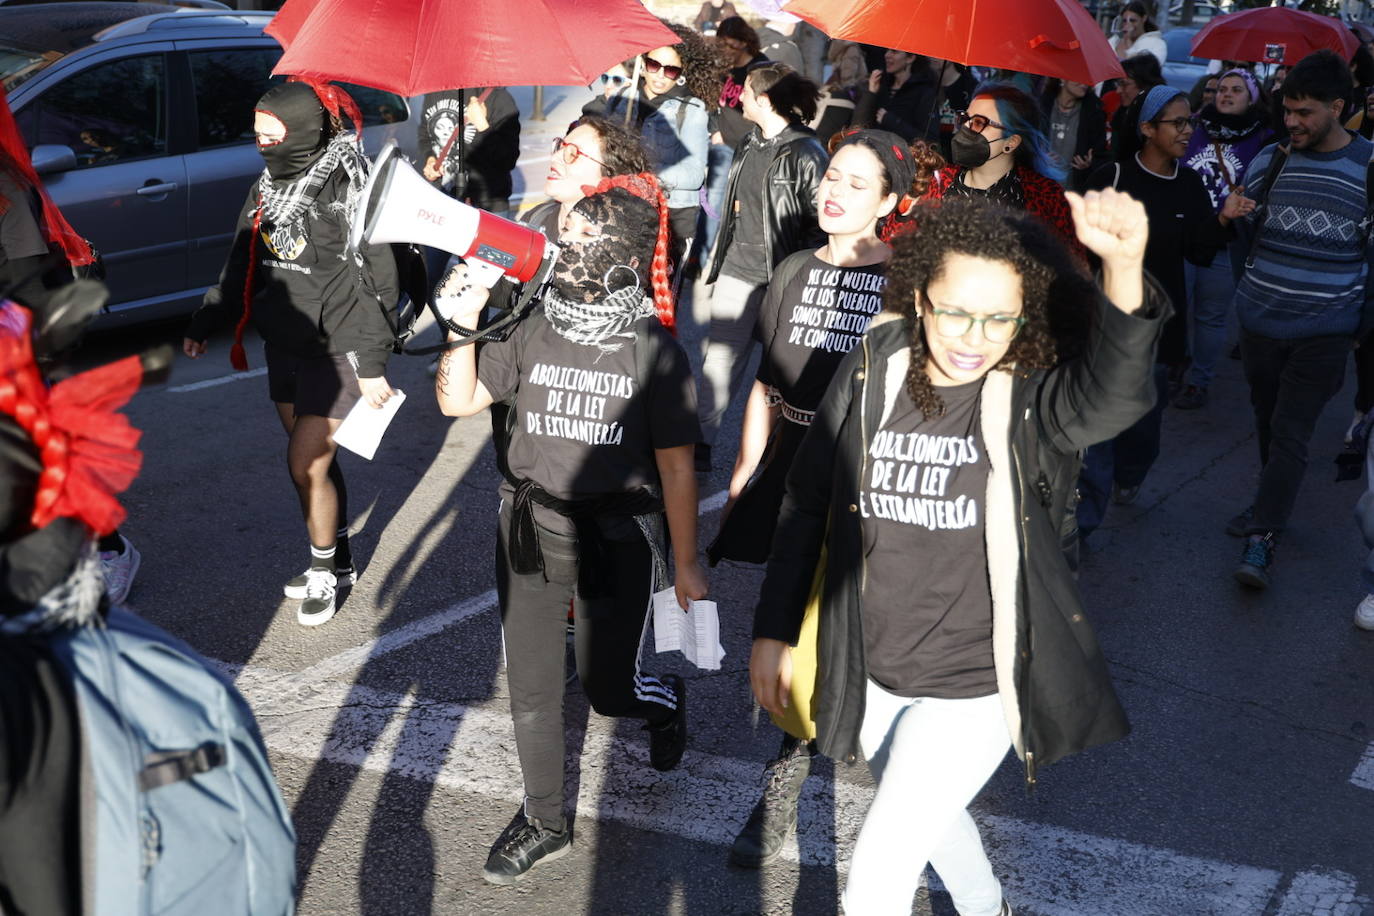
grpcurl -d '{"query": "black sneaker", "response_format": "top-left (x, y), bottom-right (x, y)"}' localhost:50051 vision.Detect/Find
top-left (729, 740), bottom-right (812, 868)
top-left (646, 674), bottom-right (687, 771)
top-left (1111, 483), bottom-right (1140, 505)
top-left (296, 568), bottom-right (337, 627)
top-left (1225, 506), bottom-right (1254, 537)
top-left (481, 810), bottom-right (572, 886)
top-left (1234, 533), bottom-right (1276, 589)
top-left (284, 565), bottom-right (355, 599)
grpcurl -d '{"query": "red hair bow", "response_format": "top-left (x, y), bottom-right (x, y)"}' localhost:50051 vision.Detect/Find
top-left (0, 305), bottom-right (142, 535)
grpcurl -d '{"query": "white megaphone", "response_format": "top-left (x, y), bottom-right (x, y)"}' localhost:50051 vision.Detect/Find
top-left (351, 140), bottom-right (557, 290)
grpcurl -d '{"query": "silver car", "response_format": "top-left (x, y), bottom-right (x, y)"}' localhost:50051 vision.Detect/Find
top-left (2, 2), bottom-right (417, 325)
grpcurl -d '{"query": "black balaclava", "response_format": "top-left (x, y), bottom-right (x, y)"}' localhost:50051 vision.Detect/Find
top-left (255, 81), bottom-right (328, 181)
top-left (551, 187), bottom-right (659, 303)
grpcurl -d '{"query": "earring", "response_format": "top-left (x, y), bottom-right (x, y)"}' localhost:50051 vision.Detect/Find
top-left (602, 264), bottom-right (642, 294)
top-left (676, 76), bottom-right (687, 87)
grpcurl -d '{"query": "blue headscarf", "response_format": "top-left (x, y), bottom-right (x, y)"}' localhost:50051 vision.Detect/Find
top-left (1138, 85), bottom-right (1187, 134)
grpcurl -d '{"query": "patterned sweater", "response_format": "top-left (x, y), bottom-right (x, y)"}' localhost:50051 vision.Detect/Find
top-left (1235, 134), bottom-right (1373, 340)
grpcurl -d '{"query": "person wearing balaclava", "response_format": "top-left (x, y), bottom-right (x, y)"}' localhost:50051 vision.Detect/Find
top-left (183, 79), bottom-right (399, 628)
top-left (431, 175), bottom-right (707, 886)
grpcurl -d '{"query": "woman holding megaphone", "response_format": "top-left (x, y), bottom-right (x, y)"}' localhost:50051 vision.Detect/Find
top-left (433, 174), bottom-right (706, 886)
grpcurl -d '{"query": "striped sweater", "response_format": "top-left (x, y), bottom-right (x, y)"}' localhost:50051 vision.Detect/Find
top-left (1235, 134), bottom-right (1373, 339)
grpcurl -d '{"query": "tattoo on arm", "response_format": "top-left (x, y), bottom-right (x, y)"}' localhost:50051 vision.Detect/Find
top-left (435, 349), bottom-right (454, 397)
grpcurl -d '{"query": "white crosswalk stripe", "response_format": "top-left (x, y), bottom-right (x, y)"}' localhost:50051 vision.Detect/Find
top-left (226, 657), bottom-right (1363, 915)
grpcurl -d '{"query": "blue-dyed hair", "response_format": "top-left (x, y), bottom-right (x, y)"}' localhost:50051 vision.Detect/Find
top-left (970, 81), bottom-right (1065, 183)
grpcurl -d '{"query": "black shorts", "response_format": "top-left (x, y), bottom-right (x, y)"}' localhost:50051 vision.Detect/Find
top-left (265, 344), bottom-right (363, 419)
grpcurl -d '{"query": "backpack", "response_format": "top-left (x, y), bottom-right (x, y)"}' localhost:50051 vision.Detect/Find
top-left (48, 606), bottom-right (296, 916)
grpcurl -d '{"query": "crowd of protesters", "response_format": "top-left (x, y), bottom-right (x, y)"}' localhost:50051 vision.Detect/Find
top-left (4, 2), bottom-right (1374, 913)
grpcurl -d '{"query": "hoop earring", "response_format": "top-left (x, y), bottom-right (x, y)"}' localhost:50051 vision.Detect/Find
top-left (676, 76), bottom-right (687, 87)
top-left (603, 264), bottom-right (642, 294)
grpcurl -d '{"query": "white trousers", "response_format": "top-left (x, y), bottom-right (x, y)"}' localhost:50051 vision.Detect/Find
top-left (843, 684), bottom-right (1010, 916)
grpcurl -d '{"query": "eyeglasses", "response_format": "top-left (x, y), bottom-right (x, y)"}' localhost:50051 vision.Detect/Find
top-left (642, 56), bottom-right (683, 80)
top-left (551, 136), bottom-right (608, 169)
top-left (955, 111), bottom-right (1009, 135)
top-left (1154, 116), bottom-right (1195, 132)
top-left (600, 73), bottom-right (627, 87)
top-left (928, 307), bottom-right (1026, 343)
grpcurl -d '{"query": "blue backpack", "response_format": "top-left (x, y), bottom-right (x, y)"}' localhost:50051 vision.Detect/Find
top-left (48, 606), bottom-right (296, 915)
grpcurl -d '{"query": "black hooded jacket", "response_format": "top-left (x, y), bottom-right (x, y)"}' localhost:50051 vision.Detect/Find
top-left (186, 170), bottom-right (398, 378)
top-left (752, 288), bottom-right (1168, 778)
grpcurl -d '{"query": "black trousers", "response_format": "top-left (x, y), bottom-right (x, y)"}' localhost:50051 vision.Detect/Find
top-left (495, 507), bottom-right (677, 827)
top-left (1240, 331), bottom-right (1350, 533)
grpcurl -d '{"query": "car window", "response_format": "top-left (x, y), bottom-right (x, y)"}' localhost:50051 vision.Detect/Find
top-left (189, 47), bottom-right (282, 148)
top-left (188, 47), bottom-right (407, 149)
top-left (338, 82), bottom-right (409, 127)
top-left (25, 54), bottom-right (167, 167)
top-left (1164, 30), bottom-right (1205, 66)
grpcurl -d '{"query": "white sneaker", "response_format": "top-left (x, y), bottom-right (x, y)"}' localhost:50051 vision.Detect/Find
top-left (296, 568), bottom-right (337, 627)
top-left (99, 534), bottom-right (141, 605)
top-left (1356, 594), bottom-right (1374, 631)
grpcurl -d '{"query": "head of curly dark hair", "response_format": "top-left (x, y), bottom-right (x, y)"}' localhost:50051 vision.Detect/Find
top-left (574, 114), bottom-right (653, 177)
top-left (882, 197), bottom-right (1097, 417)
top-left (657, 20), bottom-right (726, 112)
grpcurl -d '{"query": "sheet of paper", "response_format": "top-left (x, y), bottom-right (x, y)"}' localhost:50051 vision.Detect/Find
top-left (652, 587), bottom-right (725, 671)
top-left (333, 389), bottom-right (406, 461)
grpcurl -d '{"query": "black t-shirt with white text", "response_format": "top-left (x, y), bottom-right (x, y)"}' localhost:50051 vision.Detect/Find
top-left (756, 251), bottom-right (886, 411)
top-left (477, 309), bottom-right (700, 535)
top-left (859, 377), bottom-right (997, 698)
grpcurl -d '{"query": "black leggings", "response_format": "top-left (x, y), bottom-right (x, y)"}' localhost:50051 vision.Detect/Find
top-left (495, 507), bottom-right (677, 827)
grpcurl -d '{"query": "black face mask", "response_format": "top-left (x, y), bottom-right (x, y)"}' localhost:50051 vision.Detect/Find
top-left (255, 82), bottom-right (327, 180)
top-left (950, 126), bottom-right (996, 169)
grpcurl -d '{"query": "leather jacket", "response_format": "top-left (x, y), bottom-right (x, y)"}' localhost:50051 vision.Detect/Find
top-left (707, 124), bottom-right (827, 284)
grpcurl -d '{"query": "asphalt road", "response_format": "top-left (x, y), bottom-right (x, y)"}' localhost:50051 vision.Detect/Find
top-left (67, 83), bottom-right (1374, 916)
top-left (81, 272), bottom-right (1374, 916)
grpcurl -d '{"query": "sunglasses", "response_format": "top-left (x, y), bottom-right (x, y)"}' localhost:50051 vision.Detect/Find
top-left (642, 56), bottom-right (683, 81)
top-left (956, 111), bottom-right (1009, 135)
top-left (551, 136), bottom-right (608, 170)
top-left (600, 73), bottom-right (627, 87)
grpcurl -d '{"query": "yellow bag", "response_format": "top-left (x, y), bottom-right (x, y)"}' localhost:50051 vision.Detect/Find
top-left (769, 548), bottom-right (825, 741)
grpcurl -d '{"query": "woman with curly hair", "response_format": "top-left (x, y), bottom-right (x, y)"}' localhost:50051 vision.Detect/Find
top-left (605, 22), bottom-right (723, 267)
top-left (433, 174), bottom-right (705, 886)
top-left (749, 191), bottom-right (1163, 914)
top-left (930, 83), bottom-right (1086, 262)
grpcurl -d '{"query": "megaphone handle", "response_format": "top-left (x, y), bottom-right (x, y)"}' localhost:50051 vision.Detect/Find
top-left (467, 259), bottom-right (506, 289)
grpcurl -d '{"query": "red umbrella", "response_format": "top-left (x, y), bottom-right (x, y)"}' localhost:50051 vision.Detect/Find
top-left (1191, 8), bottom-right (1359, 66)
top-left (782, 0), bottom-right (1123, 86)
top-left (269, 0), bottom-right (679, 95)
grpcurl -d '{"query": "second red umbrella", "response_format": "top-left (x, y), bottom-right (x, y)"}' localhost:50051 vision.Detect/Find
top-left (270, 0), bottom-right (679, 96)
top-left (1191, 7), bottom-right (1359, 66)
top-left (782, 0), bottom-right (1124, 86)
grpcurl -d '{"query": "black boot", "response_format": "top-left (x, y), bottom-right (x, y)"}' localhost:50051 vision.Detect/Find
top-left (729, 735), bottom-right (812, 867)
